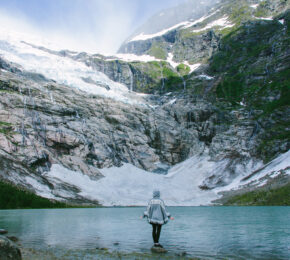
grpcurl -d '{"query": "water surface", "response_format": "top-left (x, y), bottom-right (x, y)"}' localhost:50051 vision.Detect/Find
top-left (0, 207), bottom-right (289, 259)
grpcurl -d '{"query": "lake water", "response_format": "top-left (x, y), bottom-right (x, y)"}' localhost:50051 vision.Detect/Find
top-left (0, 207), bottom-right (290, 259)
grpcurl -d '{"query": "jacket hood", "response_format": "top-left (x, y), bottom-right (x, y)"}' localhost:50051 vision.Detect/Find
top-left (153, 190), bottom-right (160, 198)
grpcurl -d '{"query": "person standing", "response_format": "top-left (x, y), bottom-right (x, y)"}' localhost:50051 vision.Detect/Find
top-left (142, 190), bottom-right (174, 248)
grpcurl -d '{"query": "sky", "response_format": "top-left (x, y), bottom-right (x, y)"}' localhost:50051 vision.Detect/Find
top-left (0, 0), bottom-right (186, 54)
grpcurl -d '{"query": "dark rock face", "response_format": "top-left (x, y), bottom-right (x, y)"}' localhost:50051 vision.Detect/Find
top-left (0, 235), bottom-right (22, 260)
top-left (173, 30), bottom-right (220, 63)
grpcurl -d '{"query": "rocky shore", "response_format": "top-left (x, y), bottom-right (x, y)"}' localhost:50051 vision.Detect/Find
top-left (0, 230), bottom-right (21, 260)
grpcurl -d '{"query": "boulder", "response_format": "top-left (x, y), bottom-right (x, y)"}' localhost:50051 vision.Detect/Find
top-left (151, 246), bottom-right (167, 253)
top-left (0, 235), bottom-right (22, 260)
top-left (0, 229), bottom-right (8, 235)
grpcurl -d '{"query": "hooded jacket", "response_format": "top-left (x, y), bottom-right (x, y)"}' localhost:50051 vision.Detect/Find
top-left (143, 190), bottom-right (171, 225)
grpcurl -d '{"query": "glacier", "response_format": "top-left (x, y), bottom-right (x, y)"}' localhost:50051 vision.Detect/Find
top-left (23, 150), bottom-right (286, 206)
top-left (0, 27), bottom-right (144, 105)
top-left (26, 150), bottom-right (288, 206)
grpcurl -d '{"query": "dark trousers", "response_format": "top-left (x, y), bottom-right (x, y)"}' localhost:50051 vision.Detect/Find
top-left (151, 224), bottom-right (162, 243)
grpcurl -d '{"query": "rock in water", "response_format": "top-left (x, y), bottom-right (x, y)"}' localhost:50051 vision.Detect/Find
top-left (0, 229), bottom-right (8, 234)
top-left (7, 236), bottom-right (19, 243)
top-left (0, 235), bottom-right (22, 260)
top-left (151, 246), bottom-right (167, 253)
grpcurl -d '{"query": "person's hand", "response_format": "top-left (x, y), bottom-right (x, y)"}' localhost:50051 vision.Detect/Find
top-left (170, 217), bottom-right (174, 220)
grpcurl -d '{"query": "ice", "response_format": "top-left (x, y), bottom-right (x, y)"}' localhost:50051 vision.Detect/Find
top-left (42, 152), bottom-right (268, 206)
top-left (24, 150), bottom-right (290, 206)
top-left (0, 27), bottom-right (145, 105)
top-left (192, 16), bottom-right (234, 33)
top-left (45, 155), bottom-right (218, 206)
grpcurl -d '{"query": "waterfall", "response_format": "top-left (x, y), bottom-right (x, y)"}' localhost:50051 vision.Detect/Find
top-left (176, 70), bottom-right (186, 91)
top-left (159, 63), bottom-right (165, 92)
top-left (19, 122), bottom-right (27, 146)
top-left (182, 76), bottom-right (186, 91)
top-left (75, 111), bottom-right (80, 119)
top-left (50, 92), bottom-right (54, 103)
top-left (129, 67), bottom-right (134, 92)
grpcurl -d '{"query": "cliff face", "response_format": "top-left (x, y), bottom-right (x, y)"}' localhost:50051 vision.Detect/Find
top-left (0, 0), bottom-right (289, 205)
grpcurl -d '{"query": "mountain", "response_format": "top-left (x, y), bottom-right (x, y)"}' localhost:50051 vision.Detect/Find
top-left (125, 0), bottom-right (220, 41)
top-left (0, 0), bottom-right (289, 206)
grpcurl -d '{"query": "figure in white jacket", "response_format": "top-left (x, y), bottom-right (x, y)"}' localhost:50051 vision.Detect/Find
top-left (142, 190), bottom-right (174, 247)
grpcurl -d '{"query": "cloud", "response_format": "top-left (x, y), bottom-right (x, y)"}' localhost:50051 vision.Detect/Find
top-left (0, 0), bottom-right (139, 54)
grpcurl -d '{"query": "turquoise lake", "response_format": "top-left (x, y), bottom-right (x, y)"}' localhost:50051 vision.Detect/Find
top-left (0, 206), bottom-right (290, 259)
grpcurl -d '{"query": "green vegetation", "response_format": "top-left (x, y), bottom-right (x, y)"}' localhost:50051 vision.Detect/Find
top-left (228, 1), bottom-right (252, 25)
top-left (254, 0), bottom-right (270, 17)
top-left (223, 183), bottom-right (290, 206)
top-left (0, 121), bottom-right (13, 135)
top-left (177, 63), bottom-right (190, 76)
top-left (209, 10), bottom-right (290, 161)
top-left (210, 18), bottom-right (286, 105)
top-left (147, 42), bottom-right (167, 60)
top-left (127, 60), bottom-right (186, 93)
top-left (0, 179), bottom-right (73, 209)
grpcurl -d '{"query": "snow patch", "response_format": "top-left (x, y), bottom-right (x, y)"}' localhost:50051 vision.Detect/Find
top-left (197, 74), bottom-right (214, 80)
top-left (25, 176), bottom-right (56, 199)
top-left (166, 98), bottom-right (177, 106)
top-left (107, 53), bottom-right (159, 63)
top-left (184, 62), bottom-right (201, 73)
top-left (242, 150), bottom-right (290, 185)
top-left (250, 4), bottom-right (259, 9)
top-left (129, 10), bottom-right (221, 42)
top-left (129, 20), bottom-right (188, 42)
top-left (182, 10), bottom-right (220, 29)
top-left (279, 19), bottom-right (285, 25)
top-left (192, 16), bottom-right (234, 33)
top-left (24, 150), bottom-right (290, 206)
top-left (254, 16), bottom-right (273, 21)
top-left (166, 53), bottom-right (179, 68)
top-left (43, 152), bottom-right (274, 206)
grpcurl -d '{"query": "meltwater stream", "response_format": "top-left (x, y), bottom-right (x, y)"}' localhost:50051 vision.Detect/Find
top-left (0, 207), bottom-right (290, 259)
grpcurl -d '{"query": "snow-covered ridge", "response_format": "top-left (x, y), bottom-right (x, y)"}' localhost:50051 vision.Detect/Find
top-left (128, 10), bottom-right (220, 42)
top-left (0, 28), bottom-right (144, 105)
top-left (192, 16), bottom-right (234, 33)
top-left (128, 21), bottom-right (191, 42)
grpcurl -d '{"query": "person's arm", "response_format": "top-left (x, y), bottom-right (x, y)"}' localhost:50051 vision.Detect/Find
top-left (160, 200), bottom-right (172, 222)
top-left (143, 200), bottom-right (151, 218)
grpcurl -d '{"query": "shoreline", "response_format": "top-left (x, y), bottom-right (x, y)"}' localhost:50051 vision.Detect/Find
top-left (21, 246), bottom-right (194, 260)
